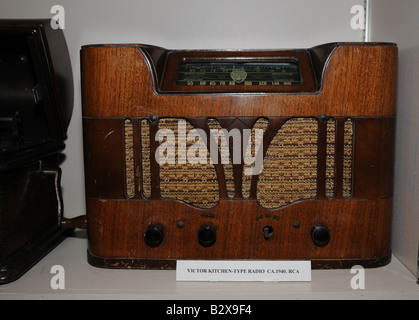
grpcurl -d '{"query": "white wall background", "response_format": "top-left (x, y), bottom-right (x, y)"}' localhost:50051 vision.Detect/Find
top-left (369, 0), bottom-right (419, 278)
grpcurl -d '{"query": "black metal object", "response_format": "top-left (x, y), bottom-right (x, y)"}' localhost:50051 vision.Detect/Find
top-left (0, 19), bottom-right (74, 284)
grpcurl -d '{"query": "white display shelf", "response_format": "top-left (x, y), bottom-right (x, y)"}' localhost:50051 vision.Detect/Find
top-left (0, 232), bottom-right (418, 300)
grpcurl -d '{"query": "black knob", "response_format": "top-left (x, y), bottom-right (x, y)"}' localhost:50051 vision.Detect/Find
top-left (262, 226), bottom-right (274, 240)
top-left (198, 225), bottom-right (216, 247)
top-left (311, 225), bottom-right (330, 247)
top-left (144, 225), bottom-right (164, 247)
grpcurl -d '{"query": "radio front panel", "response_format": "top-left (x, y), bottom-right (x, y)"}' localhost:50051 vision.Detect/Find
top-left (81, 42), bottom-right (397, 269)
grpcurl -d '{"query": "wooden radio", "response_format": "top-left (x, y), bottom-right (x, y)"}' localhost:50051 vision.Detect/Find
top-left (81, 42), bottom-right (397, 269)
top-left (0, 20), bottom-right (74, 283)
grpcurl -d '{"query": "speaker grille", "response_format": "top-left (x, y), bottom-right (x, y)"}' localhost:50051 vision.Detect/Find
top-left (158, 118), bottom-right (219, 208)
top-left (124, 119), bottom-right (135, 198)
top-left (207, 118), bottom-right (235, 199)
top-left (128, 116), bottom-right (354, 208)
top-left (242, 118), bottom-right (269, 198)
top-left (326, 118), bottom-right (336, 198)
top-left (343, 118), bottom-right (353, 198)
top-left (257, 118), bottom-right (318, 209)
top-left (141, 119), bottom-right (151, 198)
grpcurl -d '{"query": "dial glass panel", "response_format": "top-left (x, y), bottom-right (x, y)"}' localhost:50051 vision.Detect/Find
top-left (176, 60), bottom-right (301, 86)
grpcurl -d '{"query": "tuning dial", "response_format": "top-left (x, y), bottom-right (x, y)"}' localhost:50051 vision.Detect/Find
top-left (144, 225), bottom-right (164, 247)
top-left (198, 225), bottom-right (216, 247)
top-left (311, 225), bottom-right (330, 247)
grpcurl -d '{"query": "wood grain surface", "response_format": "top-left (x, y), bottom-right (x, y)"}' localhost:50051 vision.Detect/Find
top-left (81, 43), bottom-right (397, 268)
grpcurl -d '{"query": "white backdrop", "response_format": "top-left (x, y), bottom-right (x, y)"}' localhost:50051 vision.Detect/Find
top-left (370, 0), bottom-right (419, 278)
